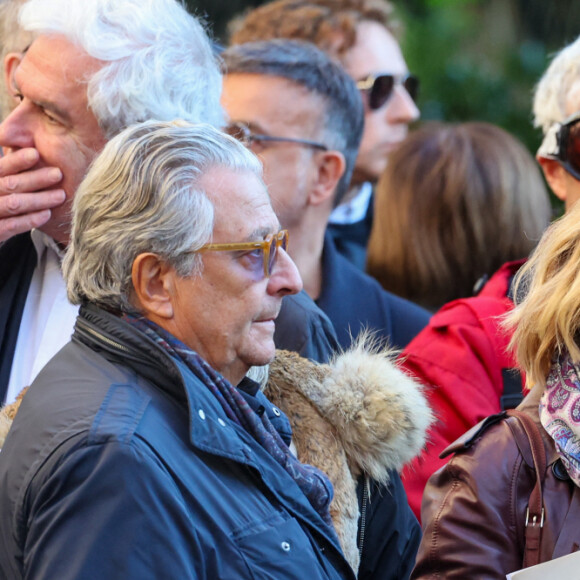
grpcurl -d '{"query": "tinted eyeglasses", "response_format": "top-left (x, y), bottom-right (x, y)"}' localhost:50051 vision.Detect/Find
top-left (199, 230), bottom-right (289, 278)
top-left (356, 73), bottom-right (419, 111)
top-left (537, 112), bottom-right (580, 181)
top-left (225, 122), bottom-right (328, 151)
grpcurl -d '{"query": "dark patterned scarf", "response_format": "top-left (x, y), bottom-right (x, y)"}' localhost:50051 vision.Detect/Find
top-left (124, 314), bottom-right (335, 528)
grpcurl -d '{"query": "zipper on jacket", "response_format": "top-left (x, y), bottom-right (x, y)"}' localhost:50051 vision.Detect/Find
top-left (358, 475), bottom-right (370, 559)
top-left (75, 318), bottom-right (132, 354)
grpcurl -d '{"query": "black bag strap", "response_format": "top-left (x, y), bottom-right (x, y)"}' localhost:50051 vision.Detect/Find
top-left (501, 368), bottom-right (524, 410)
top-left (507, 409), bottom-right (547, 569)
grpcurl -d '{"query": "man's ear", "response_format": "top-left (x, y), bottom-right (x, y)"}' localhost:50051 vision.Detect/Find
top-left (309, 150), bottom-right (346, 207)
top-left (131, 253), bottom-right (175, 320)
top-left (537, 156), bottom-right (568, 202)
top-left (4, 53), bottom-right (22, 101)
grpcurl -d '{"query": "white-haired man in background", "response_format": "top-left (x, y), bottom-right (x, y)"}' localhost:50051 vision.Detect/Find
top-left (0, 0), bottom-right (220, 403)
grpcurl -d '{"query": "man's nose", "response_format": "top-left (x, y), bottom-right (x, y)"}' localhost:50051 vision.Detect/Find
top-left (386, 85), bottom-right (420, 125)
top-left (0, 102), bottom-right (35, 152)
top-left (268, 247), bottom-right (303, 296)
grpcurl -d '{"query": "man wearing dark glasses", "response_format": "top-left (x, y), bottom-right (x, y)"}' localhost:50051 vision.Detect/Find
top-left (229, 0), bottom-right (420, 269)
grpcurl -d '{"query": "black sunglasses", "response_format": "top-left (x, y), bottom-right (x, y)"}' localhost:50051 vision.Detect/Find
top-left (225, 121), bottom-right (328, 151)
top-left (537, 111), bottom-right (580, 181)
top-left (356, 73), bottom-right (419, 111)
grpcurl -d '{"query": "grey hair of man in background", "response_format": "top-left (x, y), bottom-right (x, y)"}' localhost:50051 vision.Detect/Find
top-left (0, 0), bottom-right (32, 118)
top-left (64, 120), bottom-right (263, 314)
top-left (221, 39), bottom-right (364, 207)
top-left (18, 0), bottom-right (223, 137)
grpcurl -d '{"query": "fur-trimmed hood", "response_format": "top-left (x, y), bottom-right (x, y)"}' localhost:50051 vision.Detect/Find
top-left (262, 336), bottom-right (433, 571)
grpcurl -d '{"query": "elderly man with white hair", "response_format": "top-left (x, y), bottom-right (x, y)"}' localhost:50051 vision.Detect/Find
top-left (0, 0), bottom-right (338, 407)
top-left (0, 120), bottom-right (361, 579)
top-left (0, 0), bottom-right (222, 404)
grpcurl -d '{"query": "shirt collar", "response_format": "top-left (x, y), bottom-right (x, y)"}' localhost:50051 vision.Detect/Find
top-left (328, 181), bottom-right (373, 225)
top-left (30, 229), bottom-right (66, 265)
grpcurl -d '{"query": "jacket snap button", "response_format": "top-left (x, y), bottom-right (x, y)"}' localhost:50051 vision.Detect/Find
top-left (198, 409), bottom-right (206, 421)
top-left (217, 418), bottom-right (226, 427)
top-left (281, 541), bottom-right (291, 552)
top-left (272, 407), bottom-right (281, 417)
top-left (553, 459), bottom-right (571, 481)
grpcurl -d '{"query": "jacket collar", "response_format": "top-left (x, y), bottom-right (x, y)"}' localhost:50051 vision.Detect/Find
top-left (73, 304), bottom-right (271, 464)
top-left (74, 303), bottom-right (188, 404)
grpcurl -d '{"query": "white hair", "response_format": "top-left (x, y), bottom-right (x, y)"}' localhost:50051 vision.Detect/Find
top-left (64, 120), bottom-right (263, 313)
top-left (533, 35), bottom-right (580, 135)
top-left (19, 0), bottom-right (223, 137)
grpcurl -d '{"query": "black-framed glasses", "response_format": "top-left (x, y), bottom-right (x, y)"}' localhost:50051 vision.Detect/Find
top-left (537, 111), bottom-right (580, 181)
top-left (225, 122), bottom-right (328, 151)
top-left (356, 73), bottom-right (419, 111)
top-left (199, 230), bottom-right (289, 278)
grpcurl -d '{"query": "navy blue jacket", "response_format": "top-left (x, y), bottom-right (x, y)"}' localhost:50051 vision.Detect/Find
top-left (0, 233), bottom-right (36, 402)
top-left (0, 304), bottom-right (354, 580)
top-left (275, 290), bottom-right (339, 363)
top-left (317, 233), bottom-right (430, 351)
top-left (327, 192), bottom-right (374, 272)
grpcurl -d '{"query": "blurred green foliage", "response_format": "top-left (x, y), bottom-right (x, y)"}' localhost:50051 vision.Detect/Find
top-left (398, 0), bottom-right (544, 155)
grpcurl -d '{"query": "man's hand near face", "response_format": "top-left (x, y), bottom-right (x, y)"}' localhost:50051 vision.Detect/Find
top-left (0, 147), bottom-right (65, 242)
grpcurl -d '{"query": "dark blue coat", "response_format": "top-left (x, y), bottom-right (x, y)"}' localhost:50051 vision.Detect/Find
top-left (0, 305), bottom-right (355, 580)
top-left (317, 233), bottom-right (430, 351)
top-left (327, 191), bottom-right (374, 272)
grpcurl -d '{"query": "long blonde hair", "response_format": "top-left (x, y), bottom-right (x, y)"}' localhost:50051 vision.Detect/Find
top-left (507, 201), bottom-right (580, 387)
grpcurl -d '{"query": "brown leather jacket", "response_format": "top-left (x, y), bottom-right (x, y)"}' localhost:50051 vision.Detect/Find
top-left (411, 385), bottom-right (580, 579)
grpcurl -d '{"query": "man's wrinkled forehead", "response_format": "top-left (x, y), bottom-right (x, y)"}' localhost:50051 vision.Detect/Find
top-left (18, 34), bottom-right (101, 90)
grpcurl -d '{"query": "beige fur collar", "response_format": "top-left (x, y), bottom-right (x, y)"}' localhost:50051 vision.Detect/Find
top-left (263, 336), bottom-right (433, 571)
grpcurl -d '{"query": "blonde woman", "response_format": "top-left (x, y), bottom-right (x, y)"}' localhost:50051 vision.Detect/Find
top-left (411, 201), bottom-right (580, 578)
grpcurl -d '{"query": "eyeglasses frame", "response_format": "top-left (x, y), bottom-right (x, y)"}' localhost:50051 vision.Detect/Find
top-left (225, 122), bottom-right (328, 152)
top-left (198, 229), bottom-right (289, 278)
top-left (356, 73), bottom-right (419, 110)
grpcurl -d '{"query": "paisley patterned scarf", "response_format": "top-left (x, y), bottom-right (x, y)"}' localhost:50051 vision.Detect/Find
top-left (539, 349), bottom-right (580, 487)
top-left (124, 314), bottom-right (335, 527)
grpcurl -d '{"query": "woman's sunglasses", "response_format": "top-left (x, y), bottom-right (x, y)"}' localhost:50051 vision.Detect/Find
top-left (356, 73), bottom-right (419, 111)
top-left (537, 111), bottom-right (580, 181)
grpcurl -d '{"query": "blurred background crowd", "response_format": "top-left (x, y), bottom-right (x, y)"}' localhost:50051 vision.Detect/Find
top-left (190, 0), bottom-right (580, 214)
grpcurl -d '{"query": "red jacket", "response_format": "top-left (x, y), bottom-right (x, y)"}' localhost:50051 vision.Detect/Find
top-left (400, 260), bottom-right (526, 519)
